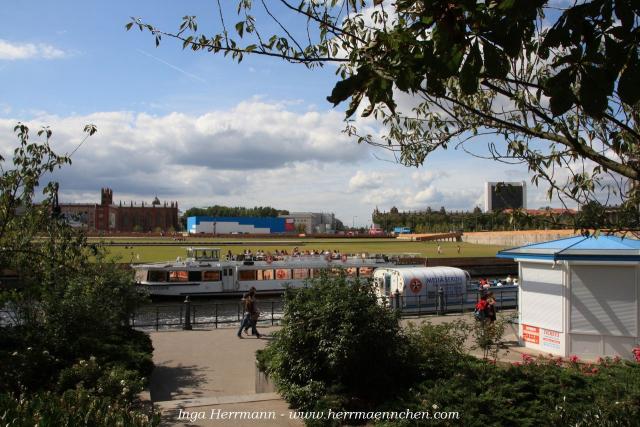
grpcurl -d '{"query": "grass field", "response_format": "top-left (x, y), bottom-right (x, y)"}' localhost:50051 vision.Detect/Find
top-left (96, 237), bottom-right (507, 263)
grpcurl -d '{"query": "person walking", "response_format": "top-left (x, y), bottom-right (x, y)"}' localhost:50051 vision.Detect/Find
top-left (237, 287), bottom-right (262, 339)
top-left (237, 287), bottom-right (258, 338)
top-left (246, 289), bottom-right (262, 338)
top-left (486, 292), bottom-right (497, 324)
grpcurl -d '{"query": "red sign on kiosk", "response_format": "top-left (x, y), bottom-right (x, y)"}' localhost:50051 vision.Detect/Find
top-left (522, 324), bottom-right (540, 344)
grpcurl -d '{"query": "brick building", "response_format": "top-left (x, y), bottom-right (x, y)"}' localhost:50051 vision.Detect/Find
top-left (59, 188), bottom-right (179, 232)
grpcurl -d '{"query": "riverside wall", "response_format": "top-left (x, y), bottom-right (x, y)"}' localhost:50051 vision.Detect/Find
top-left (461, 229), bottom-right (576, 247)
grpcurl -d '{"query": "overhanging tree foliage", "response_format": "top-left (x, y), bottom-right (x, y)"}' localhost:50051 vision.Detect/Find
top-left (129, 0), bottom-right (640, 232)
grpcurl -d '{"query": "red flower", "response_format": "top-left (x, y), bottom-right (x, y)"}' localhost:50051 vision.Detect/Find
top-left (569, 355), bottom-right (580, 363)
top-left (591, 367), bottom-right (599, 374)
top-left (632, 347), bottom-right (640, 363)
top-left (521, 353), bottom-right (534, 364)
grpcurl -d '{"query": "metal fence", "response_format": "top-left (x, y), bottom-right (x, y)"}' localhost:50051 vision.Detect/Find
top-left (130, 287), bottom-right (518, 331)
top-left (389, 287), bottom-right (518, 316)
top-left (131, 299), bottom-right (285, 331)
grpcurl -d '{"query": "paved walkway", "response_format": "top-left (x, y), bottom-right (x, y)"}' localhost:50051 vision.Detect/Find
top-left (149, 326), bottom-right (303, 427)
top-left (148, 312), bottom-right (546, 426)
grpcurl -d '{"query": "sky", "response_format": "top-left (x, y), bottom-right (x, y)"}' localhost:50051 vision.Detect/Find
top-left (0, 0), bottom-right (560, 227)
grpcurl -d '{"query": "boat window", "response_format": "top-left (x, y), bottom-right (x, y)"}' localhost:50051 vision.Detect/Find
top-left (169, 271), bottom-right (189, 282)
top-left (188, 271), bottom-right (201, 281)
top-left (292, 268), bottom-right (309, 279)
top-left (134, 269), bottom-right (147, 282)
top-left (310, 268), bottom-right (323, 278)
top-left (203, 271), bottom-right (221, 281)
top-left (359, 267), bottom-right (374, 278)
top-left (238, 270), bottom-right (257, 281)
top-left (258, 269), bottom-right (274, 280)
top-left (148, 270), bottom-right (167, 282)
top-left (345, 267), bottom-right (357, 278)
top-left (275, 269), bottom-right (291, 280)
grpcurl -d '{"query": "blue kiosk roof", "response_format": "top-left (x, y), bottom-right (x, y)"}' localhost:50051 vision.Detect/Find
top-left (496, 235), bottom-right (640, 262)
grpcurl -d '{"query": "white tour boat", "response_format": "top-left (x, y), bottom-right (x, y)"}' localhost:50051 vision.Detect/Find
top-left (132, 247), bottom-right (423, 297)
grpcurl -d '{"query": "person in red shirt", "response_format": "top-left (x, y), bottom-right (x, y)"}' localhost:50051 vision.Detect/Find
top-left (475, 294), bottom-right (489, 322)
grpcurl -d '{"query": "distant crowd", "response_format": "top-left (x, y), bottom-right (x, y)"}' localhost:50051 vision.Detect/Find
top-left (226, 247), bottom-right (354, 262)
top-left (477, 275), bottom-right (518, 289)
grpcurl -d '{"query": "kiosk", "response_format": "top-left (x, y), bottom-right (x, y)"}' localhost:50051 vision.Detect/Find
top-left (497, 235), bottom-right (640, 360)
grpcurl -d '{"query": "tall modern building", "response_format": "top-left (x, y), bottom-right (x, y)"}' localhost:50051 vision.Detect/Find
top-left (484, 181), bottom-right (527, 212)
top-left (278, 212), bottom-right (336, 234)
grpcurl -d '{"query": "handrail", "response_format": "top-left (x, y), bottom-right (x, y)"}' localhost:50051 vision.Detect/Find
top-left (130, 288), bottom-right (519, 331)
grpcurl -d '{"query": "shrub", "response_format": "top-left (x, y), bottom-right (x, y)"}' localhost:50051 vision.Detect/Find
top-left (257, 272), bottom-right (414, 413)
top-left (56, 358), bottom-right (145, 402)
top-left (379, 353), bottom-right (640, 426)
top-left (404, 320), bottom-right (473, 379)
top-left (0, 389), bottom-right (159, 426)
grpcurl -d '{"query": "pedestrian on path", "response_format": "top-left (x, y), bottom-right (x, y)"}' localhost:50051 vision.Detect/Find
top-left (486, 292), bottom-right (497, 324)
top-left (237, 287), bottom-right (262, 339)
top-left (237, 287), bottom-right (256, 338)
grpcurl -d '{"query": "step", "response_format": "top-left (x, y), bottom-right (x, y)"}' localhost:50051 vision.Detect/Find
top-left (155, 392), bottom-right (281, 410)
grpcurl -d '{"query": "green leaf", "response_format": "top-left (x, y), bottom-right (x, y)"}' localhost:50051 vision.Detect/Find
top-left (482, 42), bottom-right (509, 79)
top-left (544, 68), bottom-right (576, 116)
top-left (579, 66), bottom-right (611, 117)
top-left (459, 43), bottom-right (482, 95)
top-left (327, 67), bottom-right (371, 112)
top-left (614, 0), bottom-right (634, 30)
top-left (618, 49), bottom-right (640, 106)
top-left (235, 22), bottom-right (244, 37)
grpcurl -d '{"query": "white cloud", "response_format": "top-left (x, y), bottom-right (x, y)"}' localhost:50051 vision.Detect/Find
top-left (348, 170), bottom-right (386, 191)
top-left (0, 39), bottom-right (68, 60)
top-left (0, 99), bottom-right (378, 221)
top-left (0, 97), bottom-right (589, 226)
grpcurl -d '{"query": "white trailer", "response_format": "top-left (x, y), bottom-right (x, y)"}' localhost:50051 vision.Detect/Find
top-left (373, 266), bottom-right (469, 307)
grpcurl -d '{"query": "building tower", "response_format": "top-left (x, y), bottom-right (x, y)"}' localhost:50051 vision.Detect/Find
top-left (100, 188), bottom-right (113, 206)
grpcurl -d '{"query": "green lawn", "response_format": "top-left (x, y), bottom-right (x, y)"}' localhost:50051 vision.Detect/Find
top-left (97, 237), bottom-right (506, 263)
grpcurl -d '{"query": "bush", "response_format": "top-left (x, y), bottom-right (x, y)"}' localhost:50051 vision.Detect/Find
top-left (0, 389), bottom-right (159, 426)
top-left (257, 272), bottom-right (414, 414)
top-left (262, 297), bottom-right (640, 427)
top-left (0, 326), bottom-right (153, 396)
top-left (56, 357), bottom-right (145, 402)
top-left (379, 353), bottom-right (640, 426)
top-left (0, 125), bottom-right (156, 424)
top-left (404, 320), bottom-right (473, 379)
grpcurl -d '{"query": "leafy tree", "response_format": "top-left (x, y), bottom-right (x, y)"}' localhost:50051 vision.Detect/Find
top-left (257, 273), bottom-right (414, 413)
top-left (0, 124), bottom-right (153, 419)
top-left (129, 1), bottom-right (640, 232)
top-left (181, 205), bottom-right (290, 228)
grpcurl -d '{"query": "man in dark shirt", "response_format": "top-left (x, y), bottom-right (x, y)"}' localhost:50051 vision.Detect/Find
top-left (237, 287), bottom-right (262, 338)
